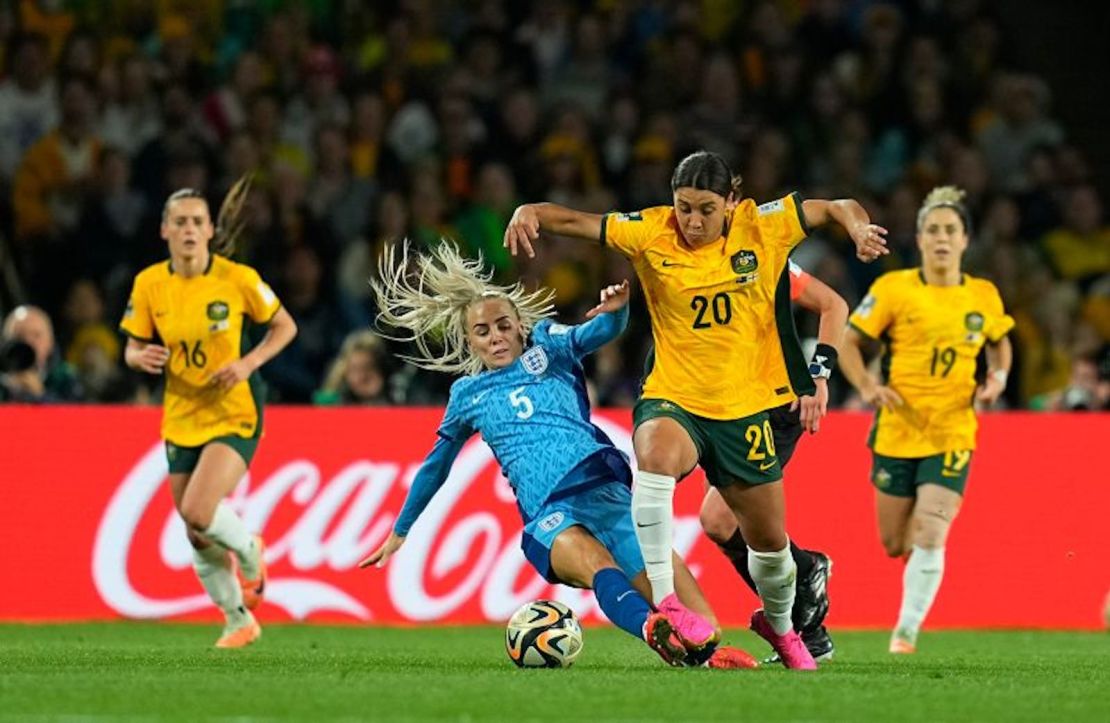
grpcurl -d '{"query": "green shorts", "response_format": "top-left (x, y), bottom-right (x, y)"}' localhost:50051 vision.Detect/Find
top-left (870, 450), bottom-right (973, 497)
top-left (633, 398), bottom-right (782, 487)
top-left (166, 433), bottom-right (260, 474)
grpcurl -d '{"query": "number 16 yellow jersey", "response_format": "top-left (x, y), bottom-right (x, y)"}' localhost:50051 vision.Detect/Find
top-left (120, 255), bottom-right (282, 447)
top-left (849, 269), bottom-right (1014, 457)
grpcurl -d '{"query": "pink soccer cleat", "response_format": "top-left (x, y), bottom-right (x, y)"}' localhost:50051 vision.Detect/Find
top-left (657, 593), bottom-right (719, 650)
top-left (750, 609), bottom-right (817, 670)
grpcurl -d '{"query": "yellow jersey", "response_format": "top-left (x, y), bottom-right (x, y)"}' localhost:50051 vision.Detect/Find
top-left (603, 193), bottom-right (813, 419)
top-left (120, 255), bottom-right (282, 447)
top-left (849, 269), bottom-right (1015, 457)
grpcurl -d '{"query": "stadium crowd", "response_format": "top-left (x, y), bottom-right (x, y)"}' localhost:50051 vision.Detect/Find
top-left (0, 0), bottom-right (1107, 410)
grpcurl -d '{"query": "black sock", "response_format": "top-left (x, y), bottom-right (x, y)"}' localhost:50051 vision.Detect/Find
top-left (791, 541), bottom-right (816, 581)
top-left (717, 530), bottom-right (757, 594)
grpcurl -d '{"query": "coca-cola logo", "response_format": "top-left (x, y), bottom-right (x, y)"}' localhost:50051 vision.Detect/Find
top-left (91, 416), bottom-right (703, 622)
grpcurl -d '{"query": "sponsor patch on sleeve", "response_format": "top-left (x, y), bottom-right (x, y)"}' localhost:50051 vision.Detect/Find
top-left (855, 294), bottom-right (876, 318)
top-left (616, 211), bottom-right (643, 222)
top-left (548, 323), bottom-right (571, 335)
top-left (757, 199), bottom-right (785, 216)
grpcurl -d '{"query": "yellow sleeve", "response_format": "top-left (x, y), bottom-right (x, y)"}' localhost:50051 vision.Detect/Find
top-left (602, 209), bottom-right (659, 259)
top-left (238, 265), bottom-right (282, 323)
top-left (754, 192), bottom-right (809, 251)
top-left (119, 275), bottom-right (155, 342)
top-left (849, 274), bottom-right (898, 340)
top-left (978, 280), bottom-right (1015, 342)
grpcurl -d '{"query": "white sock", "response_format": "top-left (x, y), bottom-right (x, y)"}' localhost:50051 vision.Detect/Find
top-left (192, 544), bottom-right (247, 625)
top-left (895, 545), bottom-right (945, 637)
top-left (632, 470), bottom-right (676, 605)
top-left (749, 543), bottom-right (798, 635)
top-left (202, 503), bottom-right (257, 576)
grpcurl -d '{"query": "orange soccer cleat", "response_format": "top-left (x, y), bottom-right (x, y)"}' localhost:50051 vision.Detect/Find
top-left (237, 535), bottom-right (267, 610)
top-left (704, 645), bottom-right (760, 670)
top-left (215, 615), bottom-right (261, 649)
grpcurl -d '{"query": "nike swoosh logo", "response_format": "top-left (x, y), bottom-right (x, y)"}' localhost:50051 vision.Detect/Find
top-left (661, 260), bottom-right (678, 267)
top-left (616, 590), bottom-right (635, 603)
top-left (636, 521), bottom-right (662, 528)
top-left (941, 470), bottom-right (962, 477)
top-left (472, 391), bottom-right (489, 405)
top-left (759, 460), bottom-right (776, 471)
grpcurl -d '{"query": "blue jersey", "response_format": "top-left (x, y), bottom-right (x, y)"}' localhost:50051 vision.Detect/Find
top-left (394, 306), bottom-right (630, 535)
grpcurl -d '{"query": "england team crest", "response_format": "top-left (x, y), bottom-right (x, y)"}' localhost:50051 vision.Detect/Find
top-left (521, 347), bottom-right (548, 375)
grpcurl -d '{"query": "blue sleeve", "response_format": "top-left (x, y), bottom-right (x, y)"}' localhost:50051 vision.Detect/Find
top-left (393, 432), bottom-right (468, 536)
top-left (568, 305), bottom-right (629, 357)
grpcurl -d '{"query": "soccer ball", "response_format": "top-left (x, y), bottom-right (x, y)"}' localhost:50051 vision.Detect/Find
top-left (505, 599), bottom-right (583, 668)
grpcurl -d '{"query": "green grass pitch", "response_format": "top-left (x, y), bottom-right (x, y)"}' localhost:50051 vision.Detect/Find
top-left (1, 623), bottom-right (1107, 722)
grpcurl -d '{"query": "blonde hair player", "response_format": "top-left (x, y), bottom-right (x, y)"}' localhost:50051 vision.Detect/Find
top-left (839, 186), bottom-right (1014, 654)
top-left (120, 177), bottom-right (298, 648)
top-left (360, 241), bottom-right (757, 669)
top-left (504, 149), bottom-right (887, 669)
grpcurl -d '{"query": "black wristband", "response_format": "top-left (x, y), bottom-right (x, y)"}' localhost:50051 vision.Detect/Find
top-left (812, 343), bottom-right (838, 372)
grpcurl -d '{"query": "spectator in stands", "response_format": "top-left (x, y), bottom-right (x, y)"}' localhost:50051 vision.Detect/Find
top-left (0, 33), bottom-right (57, 183)
top-left (1041, 185), bottom-right (1110, 285)
top-left (313, 330), bottom-right (395, 405)
top-left (1, 305), bottom-right (81, 401)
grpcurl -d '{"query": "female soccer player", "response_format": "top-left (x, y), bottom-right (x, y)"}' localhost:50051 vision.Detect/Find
top-left (359, 241), bottom-right (756, 669)
top-left (839, 186), bottom-right (1014, 654)
top-left (503, 150), bottom-right (887, 668)
top-left (120, 178), bottom-right (298, 648)
top-left (698, 260), bottom-right (847, 663)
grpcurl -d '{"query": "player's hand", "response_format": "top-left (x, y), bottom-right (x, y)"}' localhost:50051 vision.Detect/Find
top-left (849, 223), bottom-right (889, 262)
top-left (358, 531), bottom-right (406, 569)
top-left (503, 204), bottom-right (540, 258)
top-left (975, 376), bottom-right (1005, 405)
top-left (135, 344), bottom-right (169, 374)
top-left (861, 383), bottom-right (903, 411)
top-left (797, 378), bottom-right (829, 434)
top-left (585, 280), bottom-right (630, 318)
top-left (210, 358), bottom-right (254, 390)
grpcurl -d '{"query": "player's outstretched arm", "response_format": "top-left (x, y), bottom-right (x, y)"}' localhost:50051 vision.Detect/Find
top-left (570, 280), bottom-right (631, 357)
top-left (503, 202), bottom-right (605, 258)
top-left (802, 199), bottom-right (889, 262)
top-left (359, 530), bottom-right (405, 569)
top-left (360, 431), bottom-right (468, 570)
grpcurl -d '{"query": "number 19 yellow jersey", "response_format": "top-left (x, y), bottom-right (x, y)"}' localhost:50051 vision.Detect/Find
top-left (120, 255), bottom-right (282, 447)
top-left (603, 193), bottom-right (813, 419)
top-left (849, 269), bottom-right (1014, 457)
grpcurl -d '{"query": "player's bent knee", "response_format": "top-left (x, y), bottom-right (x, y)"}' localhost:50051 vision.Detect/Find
top-left (881, 535), bottom-right (906, 558)
top-left (178, 500), bottom-right (216, 531)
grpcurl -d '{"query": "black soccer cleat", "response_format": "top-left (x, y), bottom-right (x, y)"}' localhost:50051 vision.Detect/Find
top-left (792, 551), bottom-right (832, 634)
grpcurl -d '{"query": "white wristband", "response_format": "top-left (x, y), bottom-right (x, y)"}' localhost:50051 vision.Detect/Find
top-left (990, 369), bottom-right (1008, 388)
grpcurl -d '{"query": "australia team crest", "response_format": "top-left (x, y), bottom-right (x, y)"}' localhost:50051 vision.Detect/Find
top-left (731, 249), bottom-right (759, 285)
top-left (521, 347), bottom-right (548, 375)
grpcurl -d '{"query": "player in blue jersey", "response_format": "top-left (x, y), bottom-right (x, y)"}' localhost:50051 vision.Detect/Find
top-left (358, 241), bottom-right (756, 670)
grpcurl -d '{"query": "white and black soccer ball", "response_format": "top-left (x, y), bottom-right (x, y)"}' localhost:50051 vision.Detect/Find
top-left (505, 599), bottom-right (583, 668)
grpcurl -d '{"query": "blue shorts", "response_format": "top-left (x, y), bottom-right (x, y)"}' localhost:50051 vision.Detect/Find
top-left (521, 482), bottom-right (645, 585)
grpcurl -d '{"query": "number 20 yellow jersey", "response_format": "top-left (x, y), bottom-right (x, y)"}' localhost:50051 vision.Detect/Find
top-left (603, 193), bottom-right (813, 419)
top-left (849, 269), bottom-right (1014, 457)
top-left (119, 255), bottom-right (282, 447)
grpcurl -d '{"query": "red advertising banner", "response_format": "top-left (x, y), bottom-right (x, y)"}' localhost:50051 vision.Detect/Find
top-left (0, 407), bottom-right (1106, 628)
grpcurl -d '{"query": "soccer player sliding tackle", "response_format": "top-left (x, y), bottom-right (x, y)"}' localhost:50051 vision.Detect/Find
top-left (359, 241), bottom-right (756, 669)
